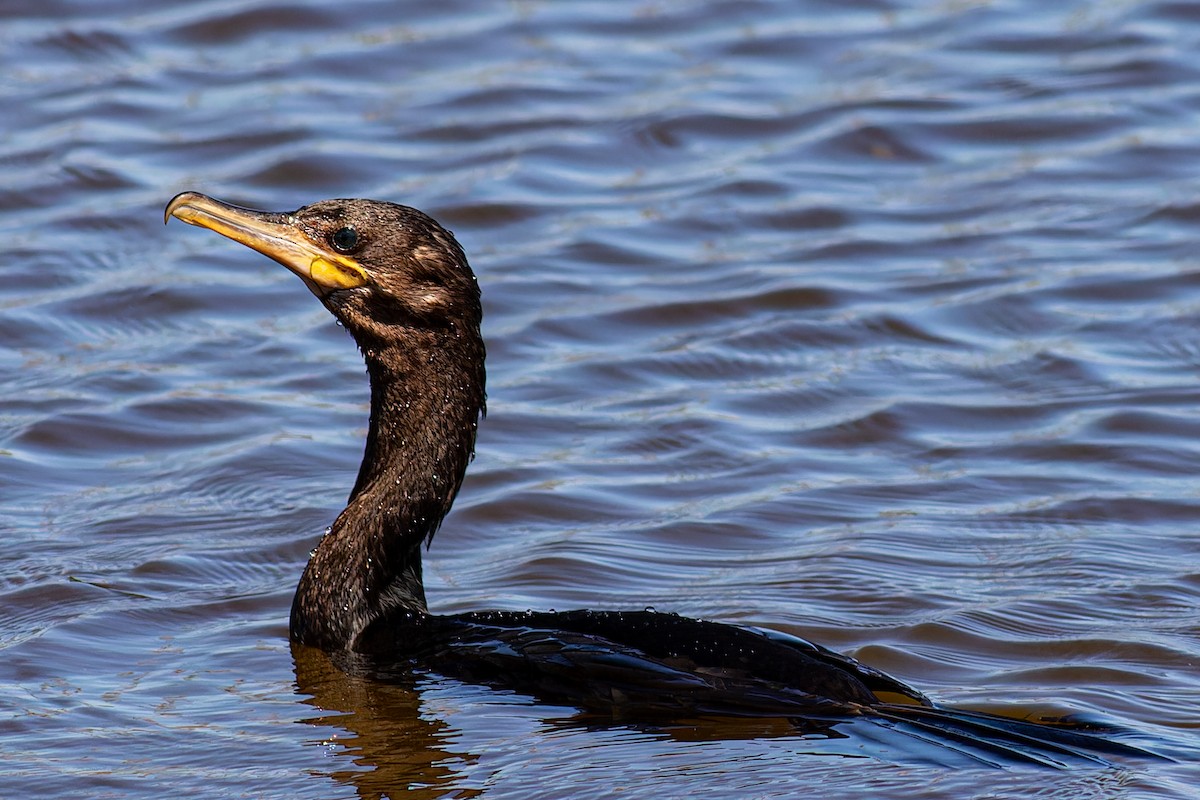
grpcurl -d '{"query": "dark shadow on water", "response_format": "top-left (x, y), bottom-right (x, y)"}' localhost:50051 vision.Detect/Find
top-left (292, 644), bottom-right (1172, 798)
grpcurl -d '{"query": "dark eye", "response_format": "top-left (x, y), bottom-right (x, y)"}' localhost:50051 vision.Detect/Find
top-left (330, 226), bottom-right (358, 252)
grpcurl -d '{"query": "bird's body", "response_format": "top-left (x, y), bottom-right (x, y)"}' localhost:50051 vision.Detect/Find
top-left (165, 192), bottom-right (1159, 767)
top-left (359, 608), bottom-right (923, 715)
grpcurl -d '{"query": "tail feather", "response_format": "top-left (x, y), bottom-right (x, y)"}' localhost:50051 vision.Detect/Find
top-left (869, 704), bottom-right (1166, 768)
top-left (867, 713), bottom-right (1061, 768)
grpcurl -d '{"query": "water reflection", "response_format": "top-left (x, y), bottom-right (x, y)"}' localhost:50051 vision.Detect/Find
top-left (294, 640), bottom-right (1168, 797)
top-left (293, 646), bottom-right (478, 800)
top-left (293, 644), bottom-right (878, 798)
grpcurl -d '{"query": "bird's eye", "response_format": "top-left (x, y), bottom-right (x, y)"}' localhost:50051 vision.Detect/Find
top-left (331, 226), bottom-right (358, 252)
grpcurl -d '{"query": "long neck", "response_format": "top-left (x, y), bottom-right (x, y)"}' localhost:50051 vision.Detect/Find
top-left (290, 326), bottom-right (485, 650)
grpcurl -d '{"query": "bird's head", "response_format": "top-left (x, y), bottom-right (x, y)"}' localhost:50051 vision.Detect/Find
top-left (165, 192), bottom-right (482, 350)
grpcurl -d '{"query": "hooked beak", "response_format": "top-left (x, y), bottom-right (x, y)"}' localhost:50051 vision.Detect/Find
top-left (164, 191), bottom-right (369, 296)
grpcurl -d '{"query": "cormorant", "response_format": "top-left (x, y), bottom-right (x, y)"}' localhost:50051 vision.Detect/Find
top-left (165, 192), bottom-right (1156, 767)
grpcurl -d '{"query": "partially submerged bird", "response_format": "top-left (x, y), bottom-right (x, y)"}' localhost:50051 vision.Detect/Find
top-left (165, 192), bottom-right (1157, 767)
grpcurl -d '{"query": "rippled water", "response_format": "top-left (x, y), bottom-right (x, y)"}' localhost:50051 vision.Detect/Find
top-left (4, 1), bottom-right (1200, 797)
